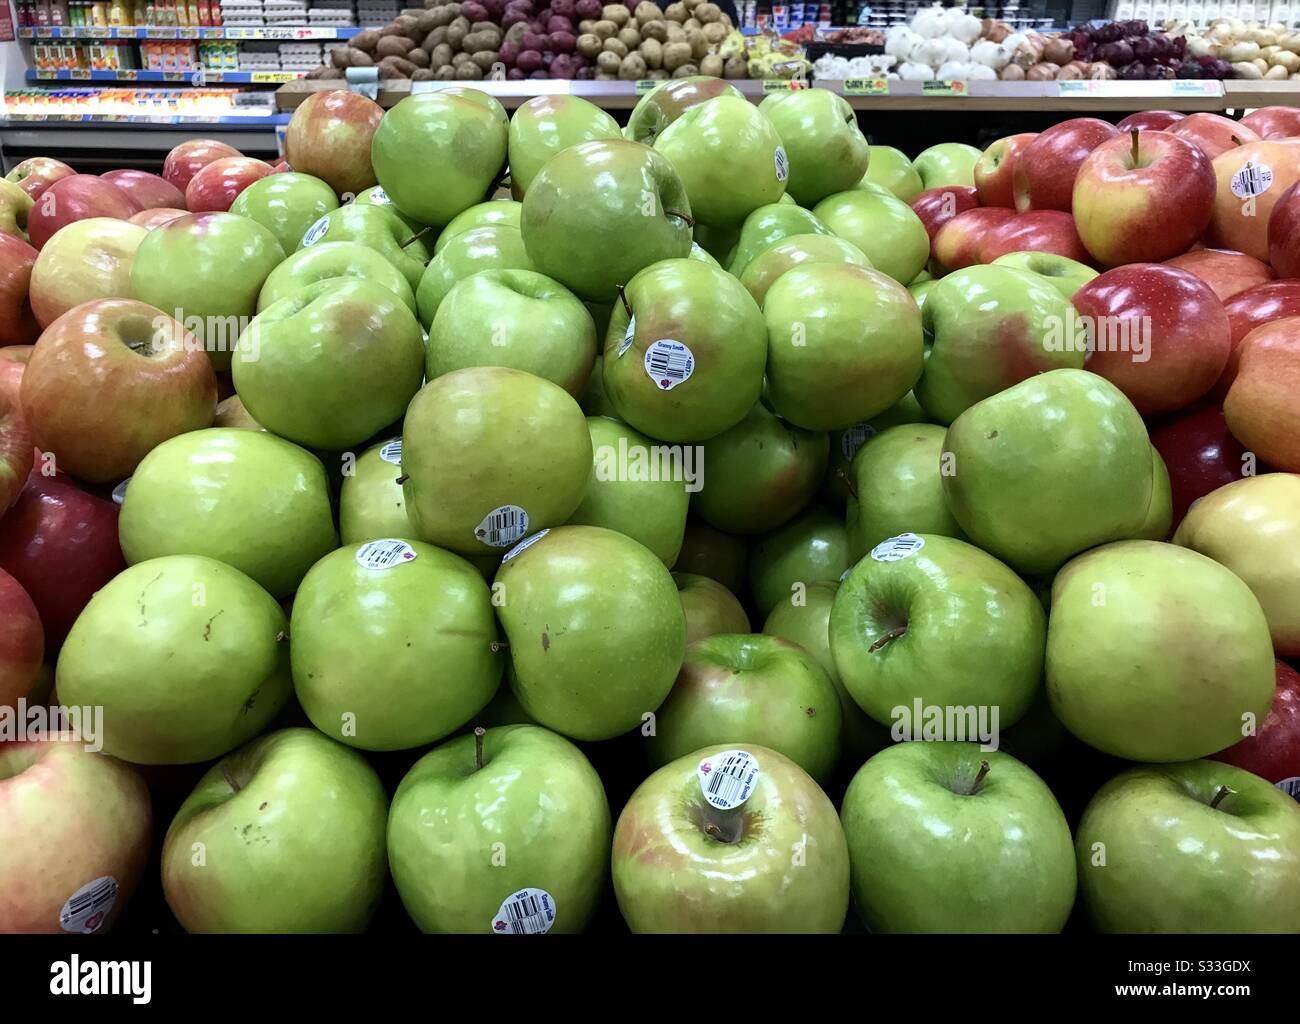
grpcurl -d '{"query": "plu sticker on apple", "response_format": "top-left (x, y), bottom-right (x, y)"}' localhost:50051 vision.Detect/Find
top-left (1231, 161), bottom-right (1273, 199)
top-left (774, 146), bottom-right (790, 183)
top-left (301, 214), bottom-right (330, 247)
top-left (476, 504), bottom-right (529, 547)
top-left (355, 539), bottom-right (417, 569)
top-left (1278, 777), bottom-right (1300, 803)
top-left (870, 533), bottom-right (925, 562)
top-left (644, 339), bottom-right (694, 391)
top-left (111, 477), bottom-right (130, 505)
top-left (697, 749), bottom-right (760, 811)
top-left (491, 887), bottom-right (555, 934)
top-left (369, 187), bottom-right (391, 205)
top-left (378, 438), bottom-right (402, 465)
top-left (618, 314), bottom-right (636, 357)
top-left (502, 528), bottom-right (549, 563)
top-left (840, 423), bottom-right (876, 461)
top-left (60, 876), bottom-right (118, 934)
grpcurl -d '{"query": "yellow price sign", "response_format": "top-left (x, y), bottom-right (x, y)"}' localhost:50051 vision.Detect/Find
top-left (251, 71), bottom-right (298, 83)
top-left (842, 78), bottom-right (888, 96)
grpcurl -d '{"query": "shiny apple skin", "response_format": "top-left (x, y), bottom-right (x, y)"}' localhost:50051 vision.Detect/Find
top-left (1216, 279), bottom-right (1300, 397)
top-left (101, 169), bottom-right (186, 211)
top-left (1213, 661), bottom-right (1300, 786)
top-left (162, 138), bottom-right (241, 192)
top-left (283, 89), bottom-right (384, 198)
top-left (909, 184), bottom-right (979, 241)
top-left (0, 234), bottom-right (40, 347)
top-left (26, 175), bottom-right (138, 250)
top-left (1116, 110), bottom-right (1186, 132)
top-left (1013, 117), bottom-right (1119, 213)
top-left (1150, 404), bottom-right (1258, 528)
top-left (1165, 248), bottom-right (1273, 302)
top-left (184, 157), bottom-right (273, 214)
top-left (977, 210), bottom-right (1091, 265)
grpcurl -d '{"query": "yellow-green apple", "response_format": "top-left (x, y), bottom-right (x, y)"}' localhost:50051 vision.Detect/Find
top-left (1216, 279), bottom-right (1300, 398)
top-left (520, 139), bottom-right (693, 302)
top-left (416, 224), bottom-right (532, 327)
top-left (823, 392), bottom-right (930, 509)
top-left (100, 169), bottom-right (184, 211)
top-left (284, 88), bottom-right (384, 198)
top-left (161, 728), bottom-right (388, 933)
top-left (861, 145), bottom-right (922, 201)
top-left (1223, 318), bottom-right (1300, 471)
top-left (495, 525), bottom-right (685, 740)
top-left (566, 415), bottom-right (689, 565)
top-left (1151, 405), bottom-right (1256, 528)
top-left (229, 171), bottom-right (339, 256)
top-left (942, 369), bottom-right (1153, 575)
top-left (303, 203), bottom-right (429, 291)
top-left (648, 634), bottom-right (842, 782)
top-left (913, 142), bottom-right (984, 190)
top-left (764, 262), bottom-right (923, 430)
top-left (917, 264), bottom-right (1082, 424)
top-left (353, 184), bottom-right (425, 234)
top-left (28, 217), bottom-right (147, 328)
top-left (56, 554), bottom-right (291, 764)
top-left (401, 367), bottom-right (591, 556)
top-left (738, 232), bottom-right (871, 307)
top-left (1242, 105), bottom-right (1300, 139)
top-left (1213, 661), bottom-right (1300, 786)
top-left (675, 572), bottom-right (749, 645)
top-left (603, 257), bottom-right (766, 442)
top-left (692, 403), bottom-right (827, 535)
top-left (1174, 473), bottom-right (1300, 656)
top-left (909, 183), bottom-right (979, 244)
top-left (626, 75), bottom-right (742, 145)
top-left (0, 568), bottom-right (42, 708)
top-left (0, 383), bottom-right (33, 517)
top-left (29, 175), bottom-right (140, 250)
top-left (0, 179), bottom-right (34, 243)
top-left (747, 506), bottom-right (848, 619)
top-left (1209, 140), bottom-right (1300, 262)
top-left (1014, 117), bottom-right (1119, 212)
top-left (811, 189), bottom-right (929, 285)
top-left (1135, 445), bottom-right (1174, 541)
top-left (184, 157), bottom-right (273, 214)
top-left (339, 437), bottom-right (413, 544)
top-left (1116, 109), bottom-right (1186, 132)
top-left (974, 132), bottom-right (1037, 207)
top-left (127, 207), bottom-right (186, 230)
top-left (5, 157), bottom-right (74, 200)
top-left (428, 269), bottom-right (595, 396)
top-left (232, 279), bottom-right (424, 451)
top-left (291, 541), bottom-right (501, 750)
top-left (162, 137), bottom-right (241, 191)
top-left (432, 198), bottom-right (521, 253)
top-left (372, 93), bottom-right (507, 228)
top-left (0, 737), bottom-right (150, 934)
top-left (931, 206), bottom-right (1016, 271)
top-left (431, 85), bottom-right (505, 131)
top-left (991, 250), bottom-right (1098, 298)
top-left (725, 203), bottom-right (832, 278)
top-left (1047, 540), bottom-right (1274, 762)
top-left (118, 428), bottom-right (337, 599)
top-left (655, 95), bottom-right (787, 227)
top-left (674, 517), bottom-right (748, 595)
top-left (389, 724), bottom-right (611, 933)
top-left (19, 298), bottom-right (216, 484)
top-left (1076, 760), bottom-right (1300, 932)
top-left (258, 240), bottom-right (415, 313)
top-left (129, 211), bottom-right (286, 371)
top-left (612, 743), bottom-right (849, 933)
top-left (1268, 180), bottom-right (1300, 278)
top-left (0, 235), bottom-right (40, 346)
top-left (1170, 111), bottom-right (1261, 161)
top-left (1073, 263), bottom-right (1230, 415)
top-left (506, 94), bottom-right (621, 198)
top-left (976, 209), bottom-right (1091, 265)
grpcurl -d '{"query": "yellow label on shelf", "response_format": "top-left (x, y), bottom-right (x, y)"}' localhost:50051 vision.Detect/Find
top-left (69, 69), bottom-right (91, 79)
top-left (251, 71), bottom-right (299, 83)
top-left (842, 78), bottom-right (888, 96)
top-left (762, 78), bottom-right (809, 93)
top-left (36, 70), bottom-right (55, 79)
top-left (921, 79), bottom-right (967, 96)
top-left (634, 79), bottom-right (658, 94)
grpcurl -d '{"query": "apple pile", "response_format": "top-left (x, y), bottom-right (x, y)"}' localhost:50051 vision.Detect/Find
top-left (2, 81), bottom-right (1300, 937)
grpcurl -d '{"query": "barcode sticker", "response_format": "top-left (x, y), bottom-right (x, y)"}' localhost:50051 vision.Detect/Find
top-left (379, 438), bottom-right (402, 465)
top-left (355, 539), bottom-right (417, 569)
top-left (643, 339), bottom-right (694, 391)
top-left (1231, 161), bottom-right (1274, 199)
top-left (839, 566), bottom-right (853, 582)
top-left (871, 533), bottom-right (925, 562)
top-left (697, 749), bottom-right (760, 811)
top-left (475, 504), bottom-right (530, 547)
top-left (59, 876), bottom-right (118, 934)
top-left (774, 146), bottom-right (789, 183)
top-left (618, 314), bottom-right (636, 357)
top-left (369, 187), bottom-right (391, 205)
top-left (502, 528), bottom-right (549, 563)
top-left (112, 477), bottom-right (130, 505)
top-left (1278, 777), bottom-right (1300, 803)
top-left (491, 887), bottom-right (555, 934)
top-left (301, 214), bottom-right (330, 247)
top-left (840, 423), bottom-right (876, 461)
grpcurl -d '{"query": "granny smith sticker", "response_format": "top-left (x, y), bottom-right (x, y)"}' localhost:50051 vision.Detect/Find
top-left (1278, 777), bottom-right (1300, 803)
top-left (840, 423), bottom-right (876, 461)
top-left (618, 314), bottom-right (636, 357)
top-left (60, 876), bottom-right (118, 934)
top-left (355, 539), bottom-right (417, 569)
top-left (870, 533), bottom-right (925, 562)
top-left (1231, 161), bottom-right (1273, 199)
top-left (502, 528), bottom-right (549, 563)
top-left (697, 749), bottom-right (760, 811)
top-left (774, 146), bottom-right (790, 183)
top-left (476, 504), bottom-right (529, 547)
top-left (378, 438), bottom-right (402, 464)
top-left (368, 186), bottom-right (391, 205)
top-left (301, 214), bottom-right (329, 247)
top-left (644, 339), bottom-right (694, 391)
top-left (111, 478), bottom-right (130, 505)
top-left (491, 887), bottom-right (555, 934)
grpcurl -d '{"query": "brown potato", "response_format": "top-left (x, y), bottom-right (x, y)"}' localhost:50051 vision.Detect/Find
top-left (702, 22), bottom-right (727, 43)
top-left (696, 2), bottom-right (721, 22)
top-left (700, 53), bottom-right (723, 76)
top-left (671, 62), bottom-right (698, 78)
top-left (306, 65), bottom-right (344, 79)
top-left (435, 64), bottom-right (457, 79)
top-left (603, 36), bottom-right (629, 57)
top-left (430, 42), bottom-right (454, 66)
top-left (454, 61), bottom-right (483, 79)
top-left (665, 22), bottom-right (686, 41)
top-left (411, 67), bottom-right (435, 80)
top-left (596, 50), bottom-right (622, 73)
top-left (428, 5), bottom-right (455, 26)
top-left (618, 26), bottom-right (641, 49)
top-left (642, 20), bottom-right (668, 41)
top-left (378, 55), bottom-right (417, 78)
top-left (635, 1), bottom-right (664, 24)
top-left (684, 17), bottom-right (701, 30)
top-left (376, 35), bottom-right (416, 57)
top-left (665, 2), bottom-right (687, 22)
top-left (723, 55), bottom-right (747, 77)
top-left (602, 4), bottom-right (631, 25)
top-left (471, 49), bottom-right (498, 71)
top-left (330, 47), bottom-right (352, 68)
top-left (408, 47), bottom-right (431, 67)
top-left (619, 53), bottom-right (648, 79)
top-left (505, 22), bottom-right (528, 43)
top-left (649, 68), bottom-right (669, 79)
top-left (591, 19), bottom-right (618, 38)
top-left (661, 40), bottom-right (692, 70)
top-left (352, 29), bottom-right (380, 51)
top-left (393, 14), bottom-right (420, 37)
top-left (685, 27), bottom-right (708, 59)
top-left (639, 37), bottom-right (663, 69)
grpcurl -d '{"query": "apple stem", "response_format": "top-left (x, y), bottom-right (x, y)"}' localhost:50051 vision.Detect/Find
top-left (867, 625), bottom-right (907, 652)
top-left (1230, 135), bottom-right (1243, 147)
top-left (474, 726), bottom-right (485, 772)
top-left (971, 759), bottom-right (990, 793)
top-left (395, 474), bottom-right (410, 485)
top-left (836, 467), bottom-right (858, 499)
top-left (703, 822), bottom-right (723, 841)
top-left (1130, 128), bottom-right (1139, 166)
top-left (220, 762), bottom-right (242, 794)
top-left (399, 225), bottom-right (433, 250)
top-left (616, 284), bottom-right (633, 321)
top-left (489, 640), bottom-right (509, 652)
top-left (1210, 784), bottom-right (1235, 810)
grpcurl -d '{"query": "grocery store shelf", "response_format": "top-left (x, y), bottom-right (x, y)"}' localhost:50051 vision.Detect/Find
top-left (27, 69), bottom-right (306, 84)
top-left (1, 113), bottom-right (289, 126)
top-left (19, 25), bottom-right (362, 40)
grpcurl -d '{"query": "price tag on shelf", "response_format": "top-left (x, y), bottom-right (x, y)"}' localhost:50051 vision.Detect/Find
top-left (1171, 79), bottom-right (1224, 96)
top-left (162, 71), bottom-right (186, 81)
top-left (921, 79), bottom-right (967, 97)
top-left (634, 79), bottom-right (658, 94)
top-left (251, 71), bottom-right (299, 83)
top-left (69, 68), bottom-right (90, 79)
top-left (179, 27), bottom-right (199, 38)
top-left (117, 68), bottom-right (138, 80)
top-left (842, 78), bottom-right (888, 96)
top-left (762, 78), bottom-right (809, 93)
top-left (200, 27), bottom-right (223, 38)
top-left (36, 70), bottom-right (55, 80)
top-left (146, 26), bottom-right (173, 39)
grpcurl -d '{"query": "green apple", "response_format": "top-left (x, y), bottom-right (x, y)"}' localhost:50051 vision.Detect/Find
top-left (841, 743), bottom-right (1076, 933)
top-left (612, 743), bottom-right (850, 932)
top-left (495, 525), bottom-right (686, 740)
top-left (909, 277), bottom-right (938, 312)
top-left (823, 393), bottom-right (931, 508)
top-left (579, 354), bottom-right (618, 418)
top-left (687, 240), bottom-right (720, 267)
top-left (257, 240), bottom-right (416, 313)
top-left (506, 94), bottom-right (621, 199)
top-left (352, 184), bottom-right (427, 235)
top-left (232, 278), bottom-right (425, 452)
top-left (388, 724), bottom-right (611, 934)
top-left (340, 436), bottom-right (413, 543)
top-left (626, 75), bottom-right (743, 145)
top-left (160, 728), bottom-right (388, 932)
top-left (648, 634), bottom-right (842, 783)
top-left (119, 427), bottom-right (337, 599)
top-left (433, 199), bottom-right (521, 253)
top-left (1076, 759), bottom-right (1300, 933)
top-left (371, 92), bottom-right (507, 228)
top-left (845, 424), bottom-right (965, 559)
top-left (520, 140), bottom-right (693, 302)
top-left (691, 220), bottom-right (741, 263)
top-left (435, 85), bottom-right (508, 128)
top-left (675, 518), bottom-right (748, 595)
top-left (1134, 445), bottom-right (1173, 540)
top-left (603, 257), bottom-right (766, 442)
top-left (1046, 540), bottom-right (1275, 762)
top-left (913, 142), bottom-right (983, 189)
top-left (748, 507), bottom-right (848, 619)
top-left (811, 189), bottom-right (930, 286)
top-left (861, 145), bottom-right (923, 202)
top-left (831, 533), bottom-right (1045, 729)
top-left (401, 367), bottom-right (592, 556)
top-left (416, 224), bottom-right (533, 327)
top-left (991, 250), bottom-right (1099, 299)
top-left (675, 572), bottom-right (750, 645)
top-left (129, 211), bottom-right (285, 371)
top-left (56, 555), bottom-right (290, 764)
top-left (764, 262), bottom-right (924, 430)
top-left (291, 541), bottom-right (501, 751)
top-left (941, 369), bottom-right (1153, 575)
top-left (654, 95), bottom-right (787, 227)
top-left (566, 416), bottom-right (690, 565)
top-left (300, 203), bottom-right (429, 291)
top-left (692, 403), bottom-right (828, 535)
top-left (427, 269), bottom-right (595, 397)
top-left (725, 203), bottom-right (833, 278)
top-left (229, 172), bottom-right (338, 256)
top-left (758, 89), bottom-right (870, 207)
top-left (739, 232), bottom-right (871, 308)
top-left (0, 178), bottom-right (33, 242)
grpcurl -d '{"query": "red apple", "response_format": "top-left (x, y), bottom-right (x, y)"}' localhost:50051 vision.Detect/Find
top-left (270, 160), bottom-right (292, 174)
top-left (0, 234), bottom-right (40, 347)
top-left (127, 207), bottom-right (188, 230)
top-left (0, 386), bottom-right (33, 515)
top-left (973, 132), bottom-right (1037, 208)
top-left (1169, 112), bottom-right (1261, 161)
top-left (909, 184), bottom-right (979, 243)
top-left (1013, 117), bottom-right (1120, 213)
top-left (0, 469), bottom-right (125, 649)
top-left (162, 138), bottom-right (242, 193)
top-left (1164, 248), bottom-right (1273, 302)
top-left (1267, 180), bottom-right (1300, 279)
top-left (976, 209), bottom-right (1091, 265)
top-left (0, 358), bottom-right (22, 410)
top-left (1073, 263), bottom-right (1230, 416)
top-left (1215, 279), bottom-right (1300, 397)
top-left (28, 218), bottom-right (148, 329)
top-left (1150, 404), bottom-right (1258, 527)
top-left (1213, 661), bottom-right (1300, 786)
top-left (26, 175), bottom-right (138, 250)
top-left (1241, 106), bottom-right (1300, 141)
top-left (931, 207), bottom-right (1015, 271)
top-left (1116, 110), bottom-right (1186, 132)
top-left (0, 568), bottom-right (42, 709)
top-left (1208, 140), bottom-right (1300, 262)
top-left (283, 89), bottom-right (384, 198)
top-left (1224, 316), bottom-right (1300, 471)
top-left (4, 158), bottom-right (75, 201)
top-left (20, 298), bottom-right (217, 484)
top-left (1073, 130), bottom-right (1216, 267)
top-left (184, 157), bottom-right (273, 214)
top-left (101, 169), bottom-right (186, 212)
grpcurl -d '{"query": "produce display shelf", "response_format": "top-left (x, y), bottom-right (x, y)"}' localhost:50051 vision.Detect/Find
top-left (0, 113), bottom-right (290, 125)
top-left (18, 25), bottom-right (364, 40)
top-left (27, 68), bottom-right (307, 83)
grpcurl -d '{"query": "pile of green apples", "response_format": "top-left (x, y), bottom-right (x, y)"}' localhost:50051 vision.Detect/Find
top-left (2, 77), bottom-right (1299, 938)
